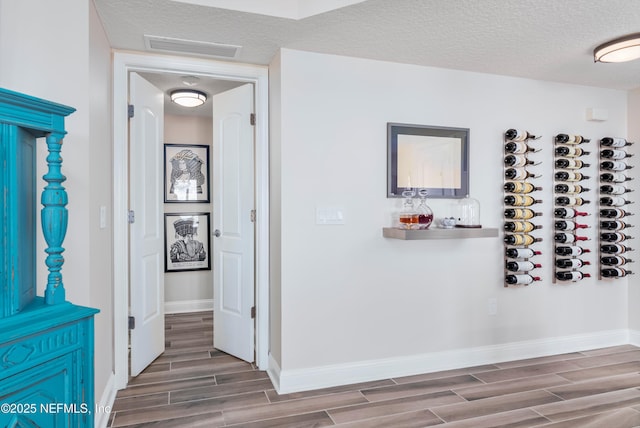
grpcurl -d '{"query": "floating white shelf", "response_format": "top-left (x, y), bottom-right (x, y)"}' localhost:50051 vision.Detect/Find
top-left (382, 227), bottom-right (499, 240)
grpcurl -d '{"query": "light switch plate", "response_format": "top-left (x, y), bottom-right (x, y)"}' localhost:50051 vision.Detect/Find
top-left (316, 207), bottom-right (345, 225)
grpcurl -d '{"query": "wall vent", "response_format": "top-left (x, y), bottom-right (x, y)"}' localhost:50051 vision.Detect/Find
top-left (144, 35), bottom-right (241, 59)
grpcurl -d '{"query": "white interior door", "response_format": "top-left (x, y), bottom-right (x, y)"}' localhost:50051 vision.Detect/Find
top-left (213, 83), bottom-right (255, 362)
top-left (129, 72), bottom-right (165, 376)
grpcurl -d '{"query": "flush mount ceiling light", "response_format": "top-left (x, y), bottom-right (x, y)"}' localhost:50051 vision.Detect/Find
top-left (170, 89), bottom-right (207, 107)
top-left (594, 33), bottom-right (640, 63)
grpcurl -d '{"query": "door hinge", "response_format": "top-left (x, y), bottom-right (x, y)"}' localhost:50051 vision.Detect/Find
top-left (250, 113), bottom-right (256, 126)
top-left (128, 210), bottom-right (135, 224)
top-left (250, 209), bottom-right (256, 222)
top-left (128, 316), bottom-right (136, 330)
top-left (128, 104), bottom-right (134, 119)
top-left (250, 306), bottom-right (256, 319)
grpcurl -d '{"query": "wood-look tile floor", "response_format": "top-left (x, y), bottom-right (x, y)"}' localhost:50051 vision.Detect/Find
top-left (108, 312), bottom-right (640, 427)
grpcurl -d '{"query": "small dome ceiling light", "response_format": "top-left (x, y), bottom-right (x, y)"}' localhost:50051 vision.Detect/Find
top-left (594, 33), bottom-right (640, 63)
top-left (170, 89), bottom-right (207, 107)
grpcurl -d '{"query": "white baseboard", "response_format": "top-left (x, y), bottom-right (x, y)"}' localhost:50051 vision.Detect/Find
top-left (273, 329), bottom-right (630, 394)
top-left (629, 329), bottom-right (640, 346)
top-left (165, 299), bottom-right (213, 314)
top-left (94, 372), bottom-right (117, 428)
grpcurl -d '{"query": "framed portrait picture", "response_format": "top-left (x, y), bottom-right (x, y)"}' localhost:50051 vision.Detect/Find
top-left (164, 212), bottom-right (211, 272)
top-left (164, 144), bottom-right (210, 203)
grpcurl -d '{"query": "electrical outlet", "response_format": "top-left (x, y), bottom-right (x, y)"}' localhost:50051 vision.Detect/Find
top-left (487, 298), bottom-right (497, 316)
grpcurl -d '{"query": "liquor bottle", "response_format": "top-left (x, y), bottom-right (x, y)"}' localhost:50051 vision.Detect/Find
top-left (504, 208), bottom-right (542, 219)
top-left (504, 141), bottom-right (537, 154)
top-left (505, 274), bottom-right (541, 285)
top-left (555, 220), bottom-right (589, 231)
top-left (555, 196), bottom-right (590, 206)
top-left (505, 248), bottom-right (541, 258)
top-left (599, 184), bottom-right (632, 195)
top-left (503, 181), bottom-right (542, 193)
top-left (504, 195), bottom-right (542, 207)
top-left (555, 271), bottom-right (591, 281)
top-left (555, 258), bottom-right (589, 269)
top-left (600, 255), bottom-right (633, 266)
top-left (600, 137), bottom-right (634, 147)
top-left (556, 134), bottom-right (589, 144)
top-left (505, 260), bottom-right (542, 272)
top-left (505, 129), bottom-right (538, 141)
top-left (555, 146), bottom-right (589, 157)
top-left (504, 154), bottom-right (535, 167)
top-left (555, 207), bottom-right (589, 218)
top-left (504, 221), bottom-right (541, 233)
top-left (555, 183), bottom-right (588, 194)
top-left (600, 149), bottom-right (631, 159)
top-left (600, 243), bottom-right (633, 254)
top-left (601, 267), bottom-right (633, 277)
top-left (599, 196), bottom-right (633, 207)
top-left (555, 158), bottom-right (590, 169)
top-left (600, 161), bottom-right (633, 171)
top-left (600, 220), bottom-right (633, 230)
top-left (554, 233), bottom-right (588, 243)
top-left (600, 232), bottom-right (632, 242)
top-left (503, 234), bottom-right (542, 246)
top-left (555, 246), bottom-right (590, 256)
top-left (555, 171), bottom-right (589, 182)
top-left (505, 167), bottom-right (538, 180)
top-left (600, 172), bottom-right (632, 183)
top-left (600, 208), bottom-right (632, 219)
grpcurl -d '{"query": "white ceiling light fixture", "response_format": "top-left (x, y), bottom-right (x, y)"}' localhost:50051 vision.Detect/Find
top-left (170, 89), bottom-right (207, 107)
top-left (594, 33), bottom-right (640, 63)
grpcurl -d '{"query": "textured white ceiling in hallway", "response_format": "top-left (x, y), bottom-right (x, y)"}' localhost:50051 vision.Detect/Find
top-left (94, 0), bottom-right (640, 90)
top-left (171, 0), bottom-right (368, 19)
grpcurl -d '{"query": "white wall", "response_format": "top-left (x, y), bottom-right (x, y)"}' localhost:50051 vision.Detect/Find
top-left (271, 48), bottom-right (629, 390)
top-left (627, 88), bottom-right (640, 333)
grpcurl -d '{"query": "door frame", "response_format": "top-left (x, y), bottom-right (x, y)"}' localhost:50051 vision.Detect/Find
top-left (112, 51), bottom-right (269, 390)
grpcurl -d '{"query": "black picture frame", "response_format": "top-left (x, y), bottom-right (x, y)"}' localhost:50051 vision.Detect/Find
top-left (164, 212), bottom-right (211, 272)
top-left (164, 144), bottom-right (210, 203)
top-left (387, 123), bottom-right (469, 198)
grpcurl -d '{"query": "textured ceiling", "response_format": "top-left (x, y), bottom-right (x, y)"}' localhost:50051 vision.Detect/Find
top-left (94, 0), bottom-right (640, 93)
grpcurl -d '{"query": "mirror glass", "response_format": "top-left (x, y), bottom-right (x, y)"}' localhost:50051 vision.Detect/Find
top-left (387, 123), bottom-right (469, 198)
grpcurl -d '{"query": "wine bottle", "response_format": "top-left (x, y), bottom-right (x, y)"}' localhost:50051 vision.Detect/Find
top-left (556, 134), bottom-right (589, 144)
top-left (504, 208), bottom-right (542, 219)
top-left (601, 267), bottom-right (633, 277)
top-left (600, 255), bottom-right (633, 266)
top-left (505, 129), bottom-right (538, 141)
top-left (503, 181), bottom-right (542, 193)
top-left (555, 158), bottom-right (590, 169)
top-left (555, 271), bottom-right (590, 281)
top-left (505, 248), bottom-right (541, 258)
top-left (505, 167), bottom-right (538, 180)
top-left (600, 172), bottom-right (632, 183)
top-left (504, 221), bottom-right (541, 233)
top-left (600, 149), bottom-right (631, 160)
top-left (600, 137), bottom-right (634, 147)
top-left (555, 196), bottom-right (589, 206)
top-left (600, 220), bottom-right (633, 230)
top-left (555, 207), bottom-right (589, 218)
top-left (505, 261), bottom-right (542, 272)
top-left (555, 171), bottom-right (589, 182)
top-left (504, 195), bottom-right (542, 207)
top-left (504, 154), bottom-right (534, 167)
top-left (554, 233), bottom-right (588, 243)
top-left (600, 243), bottom-right (633, 254)
top-left (503, 234), bottom-right (542, 246)
top-left (599, 184), bottom-right (632, 195)
top-left (504, 141), bottom-right (537, 154)
top-left (555, 245), bottom-right (590, 256)
top-left (555, 220), bottom-right (588, 231)
top-left (600, 161), bottom-right (633, 171)
top-left (600, 208), bottom-right (632, 219)
top-left (555, 258), bottom-right (589, 269)
top-left (555, 146), bottom-right (589, 157)
top-left (600, 232), bottom-right (632, 242)
top-left (555, 183), bottom-right (588, 194)
top-left (599, 196), bottom-right (633, 207)
top-left (505, 274), bottom-right (541, 285)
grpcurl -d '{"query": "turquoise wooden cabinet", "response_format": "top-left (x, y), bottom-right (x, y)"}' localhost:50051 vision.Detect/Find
top-left (0, 88), bottom-right (99, 427)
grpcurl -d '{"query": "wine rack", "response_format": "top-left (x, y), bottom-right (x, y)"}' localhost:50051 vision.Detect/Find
top-left (502, 129), bottom-right (543, 287)
top-left (597, 137), bottom-right (635, 279)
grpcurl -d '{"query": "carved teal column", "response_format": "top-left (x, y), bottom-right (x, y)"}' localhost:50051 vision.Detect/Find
top-left (42, 132), bottom-right (68, 304)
